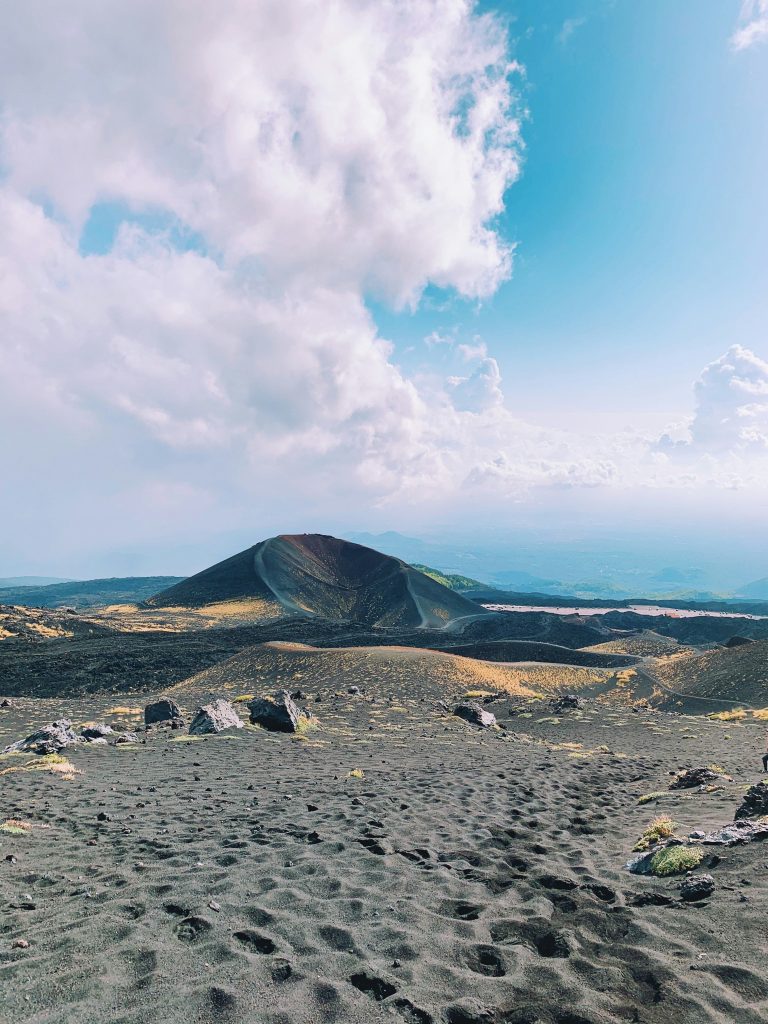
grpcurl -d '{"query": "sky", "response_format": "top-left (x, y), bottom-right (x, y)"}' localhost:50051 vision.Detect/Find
top-left (0, 0), bottom-right (767, 580)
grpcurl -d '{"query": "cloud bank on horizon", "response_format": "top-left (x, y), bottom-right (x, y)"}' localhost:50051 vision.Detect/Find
top-left (0, 0), bottom-right (766, 565)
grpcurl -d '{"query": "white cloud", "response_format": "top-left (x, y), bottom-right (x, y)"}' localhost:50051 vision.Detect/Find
top-left (1, 0), bottom-right (768, 569)
top-left (731, 0), bottom-right (768, 50)
top-left (690, 345), bottom-right (768, 451)
top-left (449, 356), bottom-right (503, 412)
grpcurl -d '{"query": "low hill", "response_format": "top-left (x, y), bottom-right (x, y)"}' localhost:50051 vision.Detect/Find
top-left (581, 630), bottom-right (684, 657)
top-left (0, 576), bottom-right (185, 609)
top-left (650, 640), bottom-right (768, 710)
top-left (148, 534), bottom-right (487, 628)
top-left (442, 640), bottom-right (638, 668)
top-left (171, 641), bottom-right (543, 704)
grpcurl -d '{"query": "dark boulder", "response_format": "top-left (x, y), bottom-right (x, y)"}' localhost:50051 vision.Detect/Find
top-left (144, 699), bottom-right (183, 726)
top-left (113, 732), bottom-right (140, 745)
top-left (3, 719), bottom-right (80, 755)
top-left (735, 781), bottom-right (768, 820)
top-left (679, 874), bottom-right (715, 902)
top-left (249, 690), bottom-right (305, 733)
top-left (453, 702), bottom-right (496, 728)
top-left (669, 767), bottom-right (722, 790)
top-left (549, 694), bottom-right (583, 713)
top-left (189, 698), bottom-right (243, 735)
top-left (81, 724), bottom-right (114, 741)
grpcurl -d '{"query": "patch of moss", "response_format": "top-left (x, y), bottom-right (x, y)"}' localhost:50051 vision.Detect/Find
top-left (649, 845), bottom-right (703, 876)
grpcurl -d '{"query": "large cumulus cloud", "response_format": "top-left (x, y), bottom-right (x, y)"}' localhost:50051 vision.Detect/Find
top-left (0, 0), bottom-right (766, 566)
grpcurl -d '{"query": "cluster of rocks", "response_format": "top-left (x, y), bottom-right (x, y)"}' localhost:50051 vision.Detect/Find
top-left (689, 819), bottom-right (768, 846)
top-left (1, 718), bottom-right (138, 755)
top-left (144, 690), bottom-right (311, 735)
top-left (2, 689), bottom-right (314, 757)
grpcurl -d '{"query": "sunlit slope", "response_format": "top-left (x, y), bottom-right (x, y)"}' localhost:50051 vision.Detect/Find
top-left (170, 640), bottom-right (546, 702)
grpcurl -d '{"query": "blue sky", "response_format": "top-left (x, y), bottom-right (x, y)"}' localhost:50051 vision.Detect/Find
top-left (381, 0), bottom-right (768, 433)
top-left (1, 0), bottom-right (767, 581)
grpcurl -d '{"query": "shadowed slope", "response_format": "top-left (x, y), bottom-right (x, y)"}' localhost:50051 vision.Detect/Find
top-left (148, 534), bottom-right (487, 628)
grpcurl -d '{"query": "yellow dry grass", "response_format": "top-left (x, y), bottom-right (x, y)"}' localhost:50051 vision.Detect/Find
top-left (0, 753), bottom-right (79, 779)
top-left (708, 708), bottom-right (747, 722)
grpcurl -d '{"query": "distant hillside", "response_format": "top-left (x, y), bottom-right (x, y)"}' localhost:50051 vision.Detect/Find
top-left (0, 576), bottom-right (185, 609)
top-left (0, 576), bottom-right (73, 588)
top-left (411, 564), bottom-right (486, 590)
top-left (737, 577), bottom-right (768, 600)
top-left (148, 534), bottom-right (488, 629)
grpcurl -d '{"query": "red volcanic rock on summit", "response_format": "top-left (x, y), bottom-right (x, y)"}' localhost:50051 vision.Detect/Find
top-left (147, 533), bottom-right (487, 629)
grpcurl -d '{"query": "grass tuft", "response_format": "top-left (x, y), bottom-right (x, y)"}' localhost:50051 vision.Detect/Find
top-left (633, 815), bottom-right (676, 851)
top-left (347, 768), bottom-right (365, 779)
top-left (0, 753), bottom-right (79, 779)
top-left (708, 708), bottom-right (746, 722)
top-left (0, 819), bottom-right (33, 835)
top-left (637, 791), bottom-right (666, 806)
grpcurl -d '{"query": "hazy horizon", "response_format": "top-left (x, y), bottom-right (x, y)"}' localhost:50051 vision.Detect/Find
top-left (1, 1), bottom-right (766, 583)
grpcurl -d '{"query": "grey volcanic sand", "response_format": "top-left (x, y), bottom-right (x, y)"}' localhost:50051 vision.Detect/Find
top-left (2, 690), bottom-right (768, 1024)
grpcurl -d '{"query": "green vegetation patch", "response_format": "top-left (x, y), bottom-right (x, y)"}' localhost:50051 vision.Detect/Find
top-left (411, 564), bottom-right (485, 590)
top-left (649, 845), bottom-right (703, 876)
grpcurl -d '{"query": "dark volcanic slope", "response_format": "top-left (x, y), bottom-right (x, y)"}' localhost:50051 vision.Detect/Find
top-left (651, 639), bottom-right (768, 709)
top-left (148, 534), bottom-right (486, 628)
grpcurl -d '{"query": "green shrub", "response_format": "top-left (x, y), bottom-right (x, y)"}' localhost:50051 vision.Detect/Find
top-left (649, 845), bottom-right (703, 876)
